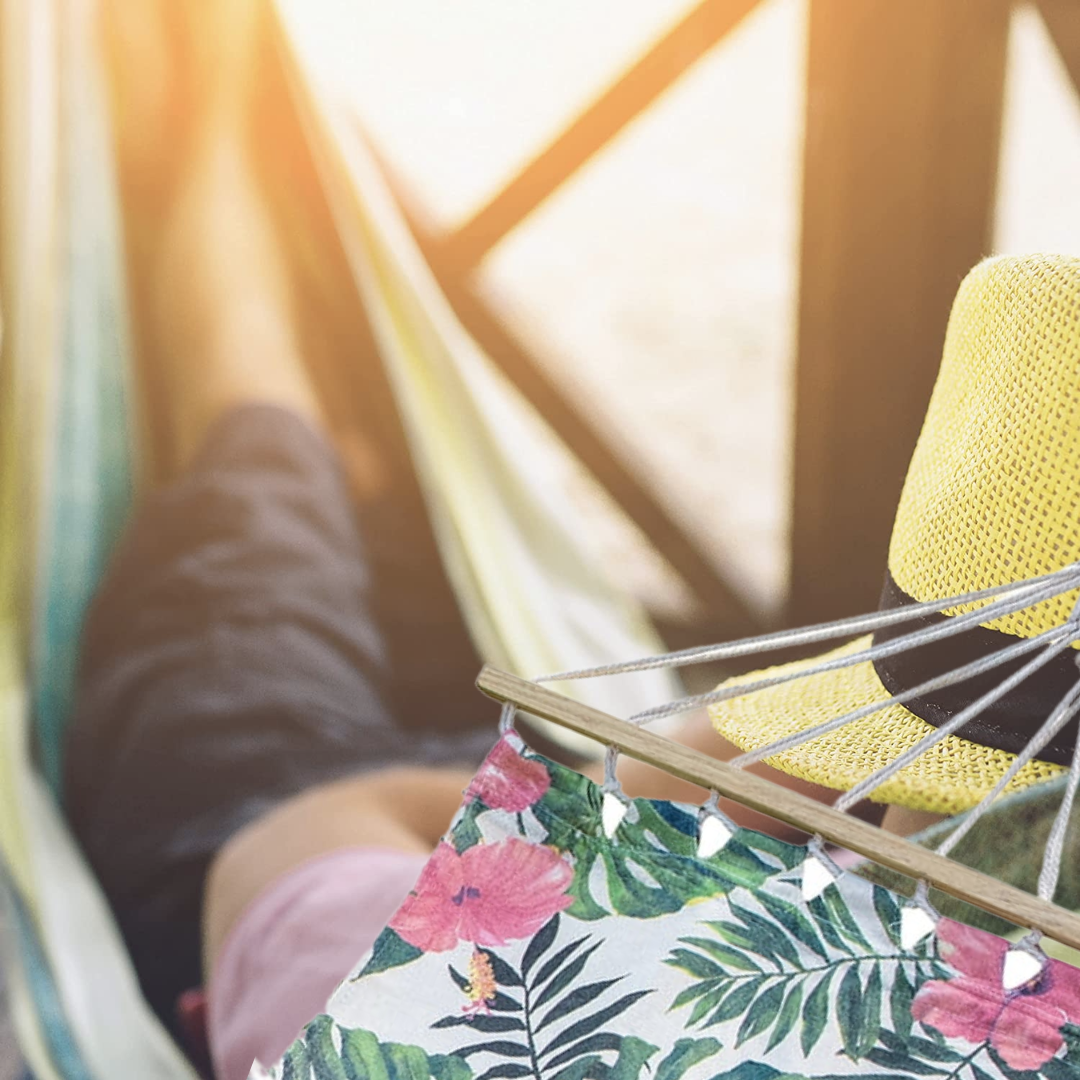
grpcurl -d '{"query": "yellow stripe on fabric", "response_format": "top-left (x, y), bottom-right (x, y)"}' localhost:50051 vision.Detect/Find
top-left (0, 0), bottom-right (61, 940)
top-left (0, 626), bottom-right (33, 901)
top-left (5, 959), bottom-right (65, 1080)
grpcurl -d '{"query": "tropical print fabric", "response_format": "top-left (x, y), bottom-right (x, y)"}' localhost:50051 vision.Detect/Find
top-left (253, 733), bottom-right (1080, 1080)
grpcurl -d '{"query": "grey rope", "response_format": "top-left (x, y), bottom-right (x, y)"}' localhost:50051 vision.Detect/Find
top-left (515, 561), bottom-right (1080, 923)
top-left (539, 564), bottom-right (1080, 685)
top-left (1012, 929), bottom-right (1048, 962)
top-left (731, 628), bottom-right (1062, 768)
top-left (805, 834), bottom-right (842, 877)
top-left (833, 632), bottom-right (1076, 812)
top-left (1037, 699), bottom-right (1080, 902)
top-left (498, 702), bottom-right (518, 735)
top-left (911, 879), bottom-right (937, 917)
top-left (936, 670), bottom-right (1080, 859)
top-left (626, 572), bottom-right (1080, 725)
top-left (602, 744), bottom-right (623, 794)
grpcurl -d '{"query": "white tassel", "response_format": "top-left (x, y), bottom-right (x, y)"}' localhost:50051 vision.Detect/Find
top-left (602, 791), bottom-right (629, 838)
top-left (801, 852), bottom-right (838, 901)
top-left (1002, 947), bottom-right (1045, 991)
top-left (900, 905), bottom-right (937, 951)
top-left (697, 813), bottom-right (734, 858)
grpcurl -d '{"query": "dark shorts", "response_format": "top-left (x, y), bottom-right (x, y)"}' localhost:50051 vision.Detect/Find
top-left (63, 405), bottom-right (495, 1038)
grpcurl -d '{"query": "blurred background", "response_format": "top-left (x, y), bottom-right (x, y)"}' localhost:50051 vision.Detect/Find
top-left (281, 0), bottom-right (1080, 639)
top-left (2, 0), bottom-right (1080, 1073)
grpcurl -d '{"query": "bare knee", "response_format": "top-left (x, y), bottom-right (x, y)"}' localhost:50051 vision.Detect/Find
top-left (202, 766), bottom-right (471, 977)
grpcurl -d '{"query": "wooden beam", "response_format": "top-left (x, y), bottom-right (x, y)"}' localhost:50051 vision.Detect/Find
top-left (370, 137), bottom-right (762, 641)
top-left (477, 665), bottom-right (1080, 951)
top-left (1034, 0), bottom-right (1080, 100)
top-left (440, 0), bottom-right (763, 272)
top-left (440, 268), bottom-right (761, 641)
top-left (787, 0), bottom-right (1011, 626)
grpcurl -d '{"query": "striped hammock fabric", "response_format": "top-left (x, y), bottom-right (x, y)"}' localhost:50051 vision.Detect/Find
top-left (0, 0), bottom-right (194, 1074)
top-left (0, 0), bottom-right (679, 1074)
top-left (2, 1), bottom-right (1076, 1078)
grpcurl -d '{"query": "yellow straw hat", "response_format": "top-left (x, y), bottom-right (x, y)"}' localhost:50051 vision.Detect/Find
top-left (709, 253), bottom-right (1080, 815)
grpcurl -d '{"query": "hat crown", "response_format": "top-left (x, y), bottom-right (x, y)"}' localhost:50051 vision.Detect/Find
top-left (889, 254), bottom-right (1080, 640)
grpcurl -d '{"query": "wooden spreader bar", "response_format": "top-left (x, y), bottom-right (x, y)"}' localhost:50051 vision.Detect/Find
top-left (477, 664), bottom-right (1080, 953)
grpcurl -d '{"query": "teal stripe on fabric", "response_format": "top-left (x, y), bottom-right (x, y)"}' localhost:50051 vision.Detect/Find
top-left (0, 861), bottom-right (94, 1080)
top-left (32, 0), bottom-right (138, 794)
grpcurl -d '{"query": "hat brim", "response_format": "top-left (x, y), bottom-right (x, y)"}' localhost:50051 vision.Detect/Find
top-left (708, 635), bottom-right (1066, 814)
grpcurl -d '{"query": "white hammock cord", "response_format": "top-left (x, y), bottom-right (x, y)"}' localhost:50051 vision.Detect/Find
top-left (537, 563), bottom-right (1080, 909)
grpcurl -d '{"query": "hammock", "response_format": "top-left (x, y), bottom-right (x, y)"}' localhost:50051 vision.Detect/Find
top-left (0, 0), bottom-right (685, 1074)
top-left (3, 2), bottom-right (1076, 1078)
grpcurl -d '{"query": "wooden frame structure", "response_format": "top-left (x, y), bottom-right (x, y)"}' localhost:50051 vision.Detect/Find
top-left (382, 0), bottom-right (1080, 640)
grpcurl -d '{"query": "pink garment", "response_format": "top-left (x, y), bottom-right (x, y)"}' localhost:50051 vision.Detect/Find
top-left (207, 846), bottom-right (428, 1080)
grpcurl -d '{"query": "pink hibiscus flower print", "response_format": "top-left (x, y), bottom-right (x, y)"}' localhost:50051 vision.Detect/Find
top-left (465, 738), bottom-right (551, 813)
top-left (390, 838), bottom-right (574, 953)
top-left (912, 918), bottom-right (1080, 1071)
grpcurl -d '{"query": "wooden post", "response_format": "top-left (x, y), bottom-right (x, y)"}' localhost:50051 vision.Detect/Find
top-left (441, 0), bottom-right (763, 272)
top-left (787, 0), bottom-right (1011, 626)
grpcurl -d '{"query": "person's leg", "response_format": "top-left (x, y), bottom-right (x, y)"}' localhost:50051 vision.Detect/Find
top-left (127, 0), bottom-right (322, 473)
top-left (201, 766), bottom-right (472, 979)
top-left (67, 0), bottom-right (491, 1036)
top-left (79, 0), bottom-right (887, 1048)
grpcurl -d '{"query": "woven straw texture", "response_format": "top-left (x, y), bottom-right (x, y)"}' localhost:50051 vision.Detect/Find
top-left (891, 254), bottom-right (1080, 634)
top-left (710, 254), bottom-right (1080, 812)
